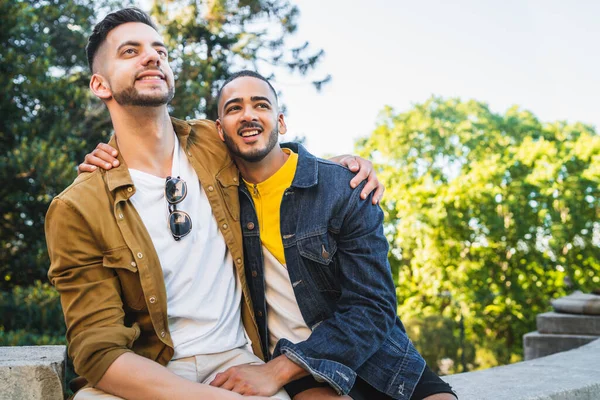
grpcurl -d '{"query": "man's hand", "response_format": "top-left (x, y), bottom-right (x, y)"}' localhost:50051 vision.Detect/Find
top-left (329, 154), bottom-right (384, 205)
top-left (210, 355), bottom-right (308, 396)
top-left (78, 143), bottom-right (120, 174)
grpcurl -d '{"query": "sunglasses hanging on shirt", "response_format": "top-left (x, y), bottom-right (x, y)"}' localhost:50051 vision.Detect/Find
top-left (165, 176), bottom-right (192, 241)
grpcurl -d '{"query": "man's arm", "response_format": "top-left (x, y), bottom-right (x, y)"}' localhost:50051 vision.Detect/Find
top-left (77, 143), bottom-right (384, 204)
top-left (210, 355), bottom-right (350, 399)
top-left (99, 352), bottom-right (267, 400)
top-left (46, 199), bottom-right (264, 400)
top-left (211, 187), bottom-right (398, 396)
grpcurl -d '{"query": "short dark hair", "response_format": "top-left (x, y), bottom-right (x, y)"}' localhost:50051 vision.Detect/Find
top-left (86, 7), bottom-right (158, 72)
top-left (217, 70), bottom-right (279, 110)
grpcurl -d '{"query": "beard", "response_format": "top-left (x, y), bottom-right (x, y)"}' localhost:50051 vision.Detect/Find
top-left (222, 124), bottom-right (279, 163)
top-left (112, 85), bottom-right (175, 107)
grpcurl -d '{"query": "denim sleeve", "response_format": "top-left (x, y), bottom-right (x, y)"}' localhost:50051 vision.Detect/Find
top-left (273, 185), bottom-right (399, 395)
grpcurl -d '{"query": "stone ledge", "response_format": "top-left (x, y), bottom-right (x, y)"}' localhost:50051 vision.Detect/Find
top-left (537, 311), bottom-right (600, 335)
top-left (523, 331), bottom-right (599, 360)
top-left (0, 345), bottom-right (66, 400)
top-left (443, 339), bottom-right (600, 400)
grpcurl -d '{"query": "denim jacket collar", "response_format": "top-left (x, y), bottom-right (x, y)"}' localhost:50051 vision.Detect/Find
top-left (289, 144), bottom-right (319, 189)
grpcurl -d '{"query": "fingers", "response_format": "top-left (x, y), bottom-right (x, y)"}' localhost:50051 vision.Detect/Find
top-left (92, 143), bottom-right (120, 168)
top-left (372, 182), bottom-right (385, 205)
top-left (349, 161), bottom-right (371, 191)
top-left (78, 162), bottom-right (97, 174)
top-left (210, 371), bottom-right (230, 388)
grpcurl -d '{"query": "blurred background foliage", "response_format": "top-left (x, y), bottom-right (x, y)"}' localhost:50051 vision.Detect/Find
top-left (357, 98), bottom-right (600, 372)
top-left (1, 0), bottom-right (599, 387)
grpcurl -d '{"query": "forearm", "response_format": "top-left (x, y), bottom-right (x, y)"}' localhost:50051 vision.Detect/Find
top-left (97, 352), bottom-right (244, 400)
top-left (270, 354), bottom-right (310, 386)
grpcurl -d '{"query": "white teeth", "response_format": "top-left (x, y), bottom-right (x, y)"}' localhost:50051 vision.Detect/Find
top-left (138, 76), bottom-right (161, 80)
top-left (241, 130), bottom-right (259, 137)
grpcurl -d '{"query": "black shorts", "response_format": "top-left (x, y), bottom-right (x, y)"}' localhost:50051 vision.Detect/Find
top-left (284, 364), bottom-right (456, 400)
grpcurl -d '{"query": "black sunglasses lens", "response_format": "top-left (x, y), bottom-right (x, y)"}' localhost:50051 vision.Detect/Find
top-left (165, 177), bottom-right (187, 204)
top-left (169, 210), bottom-right (192, 240)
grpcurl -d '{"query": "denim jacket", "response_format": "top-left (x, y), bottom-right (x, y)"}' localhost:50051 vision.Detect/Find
top-left (239, 144), bottom-right (425, 399)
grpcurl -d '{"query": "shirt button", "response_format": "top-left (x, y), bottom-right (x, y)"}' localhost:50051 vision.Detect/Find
top-left (130, 262), bottom-right (137, 267)
top-left (119, 213), bottom-right (124, 219)
top-left (127, 187), bottom-right (133, 192)
top-left (257, 311), bottom-right (263, 317)
top-left (160, 330), bottom-right (166, 338)
top-left (222, 223), bottom-right (228, 230)
top-left (187, 151), bottom-right (191, 156)
top-left (149, 296), bottom-right (157, 304)
top-left (137, 252), bottom-right (143, 259)
top-left (233, 177), bottom-right (238, 182)
top-left (247, 222), bottom-right (255, 230)
top-left (236, 258), bottom-right (242, 265)
top-left (208, 186), bottom-right (214, 192)
top-left (252, 270), bottom-right (258, 278)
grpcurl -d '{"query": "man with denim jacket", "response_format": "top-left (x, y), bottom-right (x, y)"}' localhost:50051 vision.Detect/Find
top-left (209, 71), bottom-right (457, 400)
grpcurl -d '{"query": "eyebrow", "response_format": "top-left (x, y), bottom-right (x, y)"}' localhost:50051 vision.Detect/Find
top-left (223, 96), bottom-right (272, 111)
top-left (116, 40), bottom-right (167, 53)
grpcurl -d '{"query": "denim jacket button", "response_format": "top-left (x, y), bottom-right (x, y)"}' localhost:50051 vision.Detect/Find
top-left (247, 222), bottom-right (255, 230)
top-left (257, 311), bottom-right (263, 317)
top-left (252, 270), bottom-right (258, 278)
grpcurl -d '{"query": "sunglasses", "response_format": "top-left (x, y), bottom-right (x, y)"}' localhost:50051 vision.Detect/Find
top-left (165, 176), bottom-right (192, 241)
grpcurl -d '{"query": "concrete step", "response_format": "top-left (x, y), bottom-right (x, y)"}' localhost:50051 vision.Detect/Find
top-left (523, 331), bottom-right (600, 360)
top-left (537, 311), bottom-right (600, 335)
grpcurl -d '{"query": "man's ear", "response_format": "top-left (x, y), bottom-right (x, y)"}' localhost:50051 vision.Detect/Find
top-left (89, 74), bottom-right (112, 100)
top-left (278, 113), bottom-right (287, 135)
top-left (215, 119), bottom-right (225, 142)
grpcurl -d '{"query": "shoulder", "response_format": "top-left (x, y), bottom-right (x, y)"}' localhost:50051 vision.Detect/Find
top-left (49, 170), bottom-right (108, 217)
top-left (184, 118), bottom-right (229, 156)
top-left (315, 157), bottom-right (362, 193)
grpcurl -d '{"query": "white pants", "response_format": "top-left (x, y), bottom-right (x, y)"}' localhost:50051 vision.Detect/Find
top-left (75, 347), bottom-right (290, 399)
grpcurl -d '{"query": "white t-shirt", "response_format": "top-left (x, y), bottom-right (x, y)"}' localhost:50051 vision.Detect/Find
top-left (129, 135), bottom-right (246, 359)
top-left (262, 247), bottom-right (311, 355)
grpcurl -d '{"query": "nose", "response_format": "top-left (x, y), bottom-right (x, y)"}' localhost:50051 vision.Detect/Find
top-left (240, 105), bottom-right (258, 122)
top-left (141, 46), bottom-right (161, 67)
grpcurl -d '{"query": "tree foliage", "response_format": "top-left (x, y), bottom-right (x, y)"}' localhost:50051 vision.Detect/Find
top-left (0, 0), bottom-right (119, 288)
top-left (150, 0), bottom-right (329, 120)
top-left (357, 97), bottom-right (600, 371)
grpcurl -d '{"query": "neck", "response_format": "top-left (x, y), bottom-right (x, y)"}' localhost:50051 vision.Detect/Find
top-left (108, 104), bottom-right (175, 177)
top-left (236, 146), bottom-right (289, 184)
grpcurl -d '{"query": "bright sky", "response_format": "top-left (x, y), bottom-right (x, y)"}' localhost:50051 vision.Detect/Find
top-left (273, 0), bottom-right (600, 157)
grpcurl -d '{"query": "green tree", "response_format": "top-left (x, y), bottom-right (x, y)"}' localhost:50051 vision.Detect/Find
top-left (357, 97), bottom-right (600, 372)
top-left (0, 0), bottom-right (120, 288)
top-left (150, 0), bottom-right (330, 120)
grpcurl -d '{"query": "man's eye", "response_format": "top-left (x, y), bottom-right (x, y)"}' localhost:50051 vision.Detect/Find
top-left (123, 48), bottom-right (136, 55)
top-left (257, 103), bottom-right (270, 109)
top-left (158, 50), bottom-right (168, 57)
top-left (226, 106), bottom-right (241, 113)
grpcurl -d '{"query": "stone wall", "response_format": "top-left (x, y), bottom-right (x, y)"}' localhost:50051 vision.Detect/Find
top-left (443, 339), bottom-right (600, 399)
top-left (2, 341), bottom-right (600, 399)
top-left (0, 345), bottom-right (66, 400)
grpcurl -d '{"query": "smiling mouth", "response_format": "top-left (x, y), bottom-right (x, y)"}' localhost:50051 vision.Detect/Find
top-left (240, 129), bottom-right (261, 138)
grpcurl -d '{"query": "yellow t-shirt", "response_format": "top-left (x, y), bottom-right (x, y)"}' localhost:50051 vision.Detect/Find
top-left (243, 149), bottom-right (298, 264)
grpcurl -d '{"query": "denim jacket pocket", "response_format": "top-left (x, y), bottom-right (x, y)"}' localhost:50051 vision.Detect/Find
top-left (297, 232), bottom-right (340, 293)
top-left (103, 247), bottom-right (146, 311)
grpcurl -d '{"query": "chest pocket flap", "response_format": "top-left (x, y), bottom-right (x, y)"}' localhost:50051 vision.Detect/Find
top-left (297, 231), bottom-right (338, 265)
top-left (102, 247), bottom-right (145, 310)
